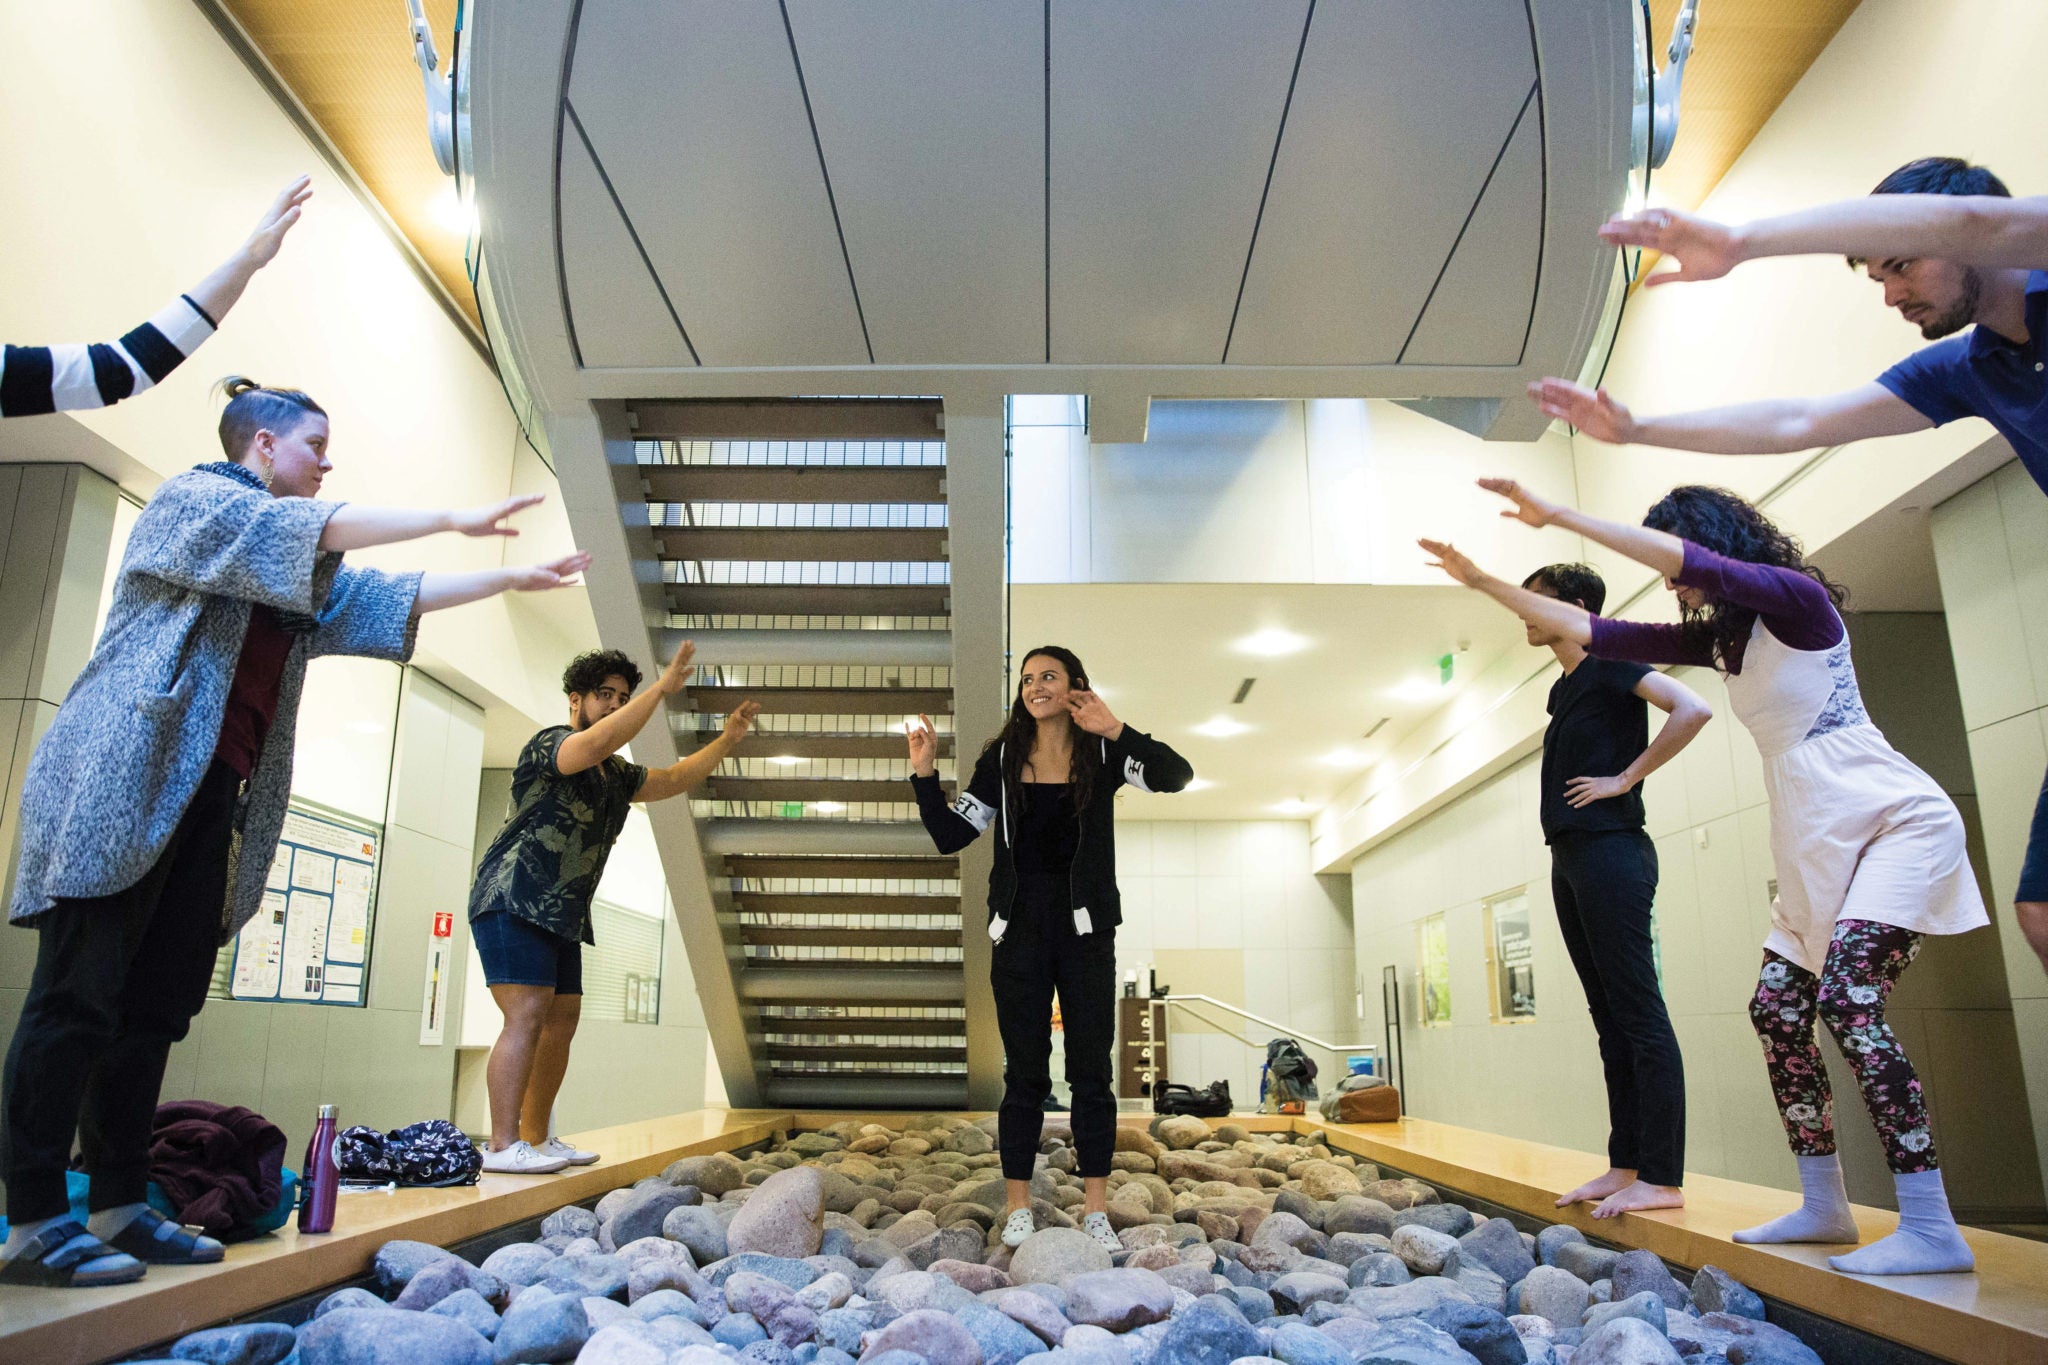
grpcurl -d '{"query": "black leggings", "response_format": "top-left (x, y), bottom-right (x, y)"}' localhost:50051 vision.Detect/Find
top-left (1550, 831), bottom-right (1687, 1188)
top-left (3, 761), bottom-right (238, 1221)
top-left (989, 887), bottom-right (1117, 1182)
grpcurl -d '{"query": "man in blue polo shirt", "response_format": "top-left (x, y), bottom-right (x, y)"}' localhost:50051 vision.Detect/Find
top-left (1526, 156), bottom-right (2048, 980)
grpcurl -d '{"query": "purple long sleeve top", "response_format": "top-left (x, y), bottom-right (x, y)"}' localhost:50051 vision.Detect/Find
top-left (1587, 541), bottom-right (1842, 673)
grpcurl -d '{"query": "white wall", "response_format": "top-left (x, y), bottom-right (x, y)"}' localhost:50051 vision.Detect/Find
top-left (1108, 820), bottom-right (1361, 1108)
top-left (1929, 462), bottom-right (2048, 1206)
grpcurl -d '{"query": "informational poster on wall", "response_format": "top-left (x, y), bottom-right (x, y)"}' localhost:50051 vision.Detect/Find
top-left (1485, 891), bottom-right (1536, 1023)
top-left (1417, 913), bottom-right (1452, 1027)
top-left (228, 803), bottom-right (379, 1007)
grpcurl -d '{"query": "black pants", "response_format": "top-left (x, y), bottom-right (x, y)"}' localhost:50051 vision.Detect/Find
top-left (1550, 830), bottom-right (1686, 1188)
top-left (2, 761), bottom-right (238, 1221)
top-left (989, 886), bottom-right (1117, 1182)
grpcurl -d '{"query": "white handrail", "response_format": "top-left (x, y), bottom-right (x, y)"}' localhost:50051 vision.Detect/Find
top-left (1161, 993), bottom-right (1377, 1055)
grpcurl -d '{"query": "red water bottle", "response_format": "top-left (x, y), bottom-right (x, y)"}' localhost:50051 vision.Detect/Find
top-left (299, 1104), bottom-right (340, 1234)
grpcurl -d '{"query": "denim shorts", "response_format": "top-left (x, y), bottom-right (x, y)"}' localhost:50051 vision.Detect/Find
top-left (471, 910), bottom-right (583, 994)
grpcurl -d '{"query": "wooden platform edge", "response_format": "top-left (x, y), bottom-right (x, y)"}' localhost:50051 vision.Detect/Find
top-left (1295, 1114), bottom-right (2047, 1365)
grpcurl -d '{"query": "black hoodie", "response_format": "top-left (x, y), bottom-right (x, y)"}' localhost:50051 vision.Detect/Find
top-left (911, 726), bottom-right (1194, 941)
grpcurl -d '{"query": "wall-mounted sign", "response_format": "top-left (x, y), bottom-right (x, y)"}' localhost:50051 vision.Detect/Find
top-left (1485, 890), bottom-right (1536, 1023)
top-left (227, 803), bottom-right (379, 1007)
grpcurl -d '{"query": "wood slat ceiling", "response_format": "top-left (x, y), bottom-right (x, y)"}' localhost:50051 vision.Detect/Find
top-left (220, 0), bottom-right (479, 331)
top-left (219, 0), bottom-right (1865, 350)
top-left (1637, 0), bottom-right (1865, 281)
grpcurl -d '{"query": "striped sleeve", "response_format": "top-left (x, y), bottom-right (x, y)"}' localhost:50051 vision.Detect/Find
top-left (0, 294), bottom-right (217, 418)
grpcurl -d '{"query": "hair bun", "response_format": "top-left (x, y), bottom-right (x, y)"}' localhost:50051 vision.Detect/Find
top-left (214, 375), bottom-right (267, 402)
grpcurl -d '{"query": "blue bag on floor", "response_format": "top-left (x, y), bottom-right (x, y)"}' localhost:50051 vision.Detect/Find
top-left (0, 1168), bottom-right (297, 1242)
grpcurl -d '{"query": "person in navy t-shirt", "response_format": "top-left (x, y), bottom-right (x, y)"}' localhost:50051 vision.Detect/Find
top-left (1525, 156), bottom-right (2048, 980)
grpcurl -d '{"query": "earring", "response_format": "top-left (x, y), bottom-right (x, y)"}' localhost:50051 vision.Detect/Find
top-left (258, 456), bottom-right (275, 490)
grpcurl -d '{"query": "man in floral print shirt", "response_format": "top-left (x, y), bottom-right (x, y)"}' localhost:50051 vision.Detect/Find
top-left (466, 645), bottom-right (755, 1173)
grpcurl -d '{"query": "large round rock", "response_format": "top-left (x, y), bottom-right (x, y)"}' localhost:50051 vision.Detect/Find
top-left (1063, 1267), bottom-right (1175, 1331)
top-left (728, 1166), bottom-right (826, 1259)
top-left (858, 1308), bottom-right (984, 1365)
top-left (296, 1307), bottom-right (493, 1365)
top-left (1008, 1227), bottom-right (1112, 1285)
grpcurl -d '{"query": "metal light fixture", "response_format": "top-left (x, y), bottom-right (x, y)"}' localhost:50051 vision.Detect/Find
top-left (1632, 0), bottom-right (1699, 172)
top-left (407, 0), bottom-right (458, 176)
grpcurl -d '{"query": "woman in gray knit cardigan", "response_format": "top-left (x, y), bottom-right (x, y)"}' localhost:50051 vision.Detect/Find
top-left (0, 379), bottom-right (591, 1287)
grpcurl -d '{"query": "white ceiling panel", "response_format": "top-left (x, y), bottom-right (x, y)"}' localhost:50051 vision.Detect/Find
top-left (1226, 0), bottom-right (1539, 367)
top-left (559, 123), bottom-right (699, 369)
top-left (1397, 98), bottom-right (1544, 367)
top-left (565, 0), bottom-right (868, 366)
top-left (785, 1), bottom-right (1043, 365)
top-left (1048, 0), bottom-right (1311, 365)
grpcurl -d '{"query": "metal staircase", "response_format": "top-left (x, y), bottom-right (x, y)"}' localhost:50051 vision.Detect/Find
top-left (632, 399), bottom-right (975, 1108)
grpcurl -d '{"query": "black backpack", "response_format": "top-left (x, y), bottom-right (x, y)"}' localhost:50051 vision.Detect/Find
top-left (334, 1120), bottom-right (482, 1187)
top-left (1153, 1080), bottom-right (1232, 1117)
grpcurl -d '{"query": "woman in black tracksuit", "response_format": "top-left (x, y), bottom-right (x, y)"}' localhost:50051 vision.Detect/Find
top-left (908, 644), bottom-right (1192, 1253)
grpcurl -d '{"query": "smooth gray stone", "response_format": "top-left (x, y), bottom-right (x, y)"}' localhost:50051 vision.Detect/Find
top-left (1533, 1227), bottom-right (1584, 1268)
top-left (313, 1287), bottom-right (385, 1319)
top-left (1609, 1252), bottom-right (1688, 1312)
top-left (958, 1300), bottom-right (1053, 1365)
top-left (168, 1323), bottom-right (297, 1365)
top-left (709, 1253), bottom-right (824, 1290)
top-left (429, 1288), bottom-right (503, 1340)
top-left (541, 1252), bottom-right (631, 1301)
top-left (1150, 1301), bottom-right (1264, 1365)
top-left (1389, 1206), bottom-right (1474, 1240)
top-left (1268, 1323), bottom-right (1351, 1365)
top-left (1268, 1274), bottom-right (1348, 1317)
top-left (1419, 1301), bottom-right (1526, 1365)
top-left (610, 1186), bottom-right (701, 1248)
top-left (863, 1308), bottom-right (985, 1365)
top-left (543, 1207), bottom-right (602, 1241)
top-left (1688, 1266), bottom-right (1765, 1321)
top-left (1457, 1220), bottom-right (1535, 1287)
top-left (1550, 1243), bottom-right (1619, 1285)
top-left (1571, 1316), bottom-right (1681, 1365)
top-left (1066, 1268), bottom-right (1178, 1332)
top-left (494, 1292), bottom-right (592, 1365)
top-left (481, 1242), bottom-right (558, 1288)
top-left (1513, 1267), bottom-right (1589, 1333)
top-left (297, 1307), bottom-right (492, 1365)
top-left (1348, 1254), bottom-right (1410, 1290)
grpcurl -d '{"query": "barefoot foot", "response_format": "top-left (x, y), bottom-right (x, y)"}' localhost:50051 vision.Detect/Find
top-left (1557, 1168), bottom-right (1636, 1208)
top-left (1592, 1181), bottom-right (1685, 1219)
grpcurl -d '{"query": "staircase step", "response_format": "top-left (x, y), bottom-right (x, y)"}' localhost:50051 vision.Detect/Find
top-left (743, 927), bottom-right (958, 950)
top-left (658, 526), bottom-right (947, 563)
top-left (688, 732), bottom-right (953, 761)
top-left (628, 397), bottom-right (943, 442)
top-left (644, 465), bottom-right (945, 505)
top-left (764, 1044), bottom-right (967, 1064)
top-left (722, 855), bottom-right (956, 881)
top-left (703, 820), bottom-right (934, 856)
top-left (666, 583), bottom-right (949, 617)
top-left (757, 1016), bottom-right (965, 1037)
top-left (667, 628), bottom-right (952, 667)
top-left (687, 685), bottom-right (951, 717)
top-left (759, 1074), bottom-right (968, 1108)
top-left (738, 965), bottom-right (965, 999)
top-left (736, 893), bottom-right (958, 916)
top-left (703, 777), bottom-right (932, 805)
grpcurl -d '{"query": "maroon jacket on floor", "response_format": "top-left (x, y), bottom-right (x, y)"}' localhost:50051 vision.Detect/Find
top-left (148, 1100), bottom-right (287, 1236)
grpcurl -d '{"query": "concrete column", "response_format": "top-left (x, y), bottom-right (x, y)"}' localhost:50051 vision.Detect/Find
top-left (944, 393), bottom-right (1009, 1109)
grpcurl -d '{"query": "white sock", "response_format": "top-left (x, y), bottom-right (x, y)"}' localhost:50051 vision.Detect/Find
top-left (2, 1214), bottom-right (68, 1259)
top-left (1733, 1153), bottom-right (1859, 1244)
top-left (86, 1203), bottom-right (153, 1241)
top-left (1829, 1169), bottom-right (1975, 1276)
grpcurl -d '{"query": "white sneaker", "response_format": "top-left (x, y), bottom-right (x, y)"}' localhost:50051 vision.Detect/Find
top-left (1001, 1208), bottom-right (1035, 1248)
top-left (1081, 1211), bottom-right (1121, 1254)
top-left (536, 1138), bottom-right (600, 1166)
top-left (480, 1140), bottom-right (570, 1174)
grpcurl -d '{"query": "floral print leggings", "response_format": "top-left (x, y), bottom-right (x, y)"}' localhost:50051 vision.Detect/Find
top-left (1749, 918), bottom-right (1936, 1174)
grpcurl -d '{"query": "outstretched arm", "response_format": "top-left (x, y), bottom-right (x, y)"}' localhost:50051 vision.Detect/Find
top-left (556, 643), bottom-right (695, 777)
top-left (318, 493), bottom-right (552, 553)
top-left (1526, 378), bottom-right (1929, 454)
top-left (636, 701), bottom-right (759, 802)
top-left (1600, 197), bottom-right (2048, 282)
top-left (1477, 477), bottom-right (1688, 581)
top-left (414, 553), bottom-right (591, 613)
top-left (0, 177), bottom-right (312, 418)
top-left (1418, 537), bottom-right (1594, 644)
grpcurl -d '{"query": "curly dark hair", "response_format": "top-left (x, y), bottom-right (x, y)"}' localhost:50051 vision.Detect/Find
top-left (1643, 486), bottom-right (1847, 670)
top-left (1522, 563), bottom-right (1607, 615)
top-left (562, 649), bottom-right (642, 697)
top-left (981, 644), bottom-right (1100, 815)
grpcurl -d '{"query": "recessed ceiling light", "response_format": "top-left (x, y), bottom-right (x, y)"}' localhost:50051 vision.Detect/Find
top-left (1320, 747), bottom-right (1370, 769)
top-left (1387, 677), bottom-right (1443, 702)
top-left (767, 755), bottom-right (803, 767)
top-left (1192, 716), bottom-right (1251, 739)
top-left (1237, 628), bottom-right (1309, 658)
top-left (810, 800), bottom-right (846, 813)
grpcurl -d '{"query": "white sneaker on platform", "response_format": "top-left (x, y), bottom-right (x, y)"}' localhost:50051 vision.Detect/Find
top-left (1001, 1208), bottom-right (1035, 1247)
top-left (1082, 1211), bottom-right (1121, 1254)
top-left (480, 1140), bottom-right (570, 1174)
top-left (536, 1138), bottom-right (600, 1166)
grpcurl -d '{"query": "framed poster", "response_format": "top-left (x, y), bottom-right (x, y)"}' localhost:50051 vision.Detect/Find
top-left (225, 801), bottom-right (380, 1006)
top-left (1417, 913), bottom-right (1452, 1028)
top-left (1484, 889), bottom-right (1537, 1023)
